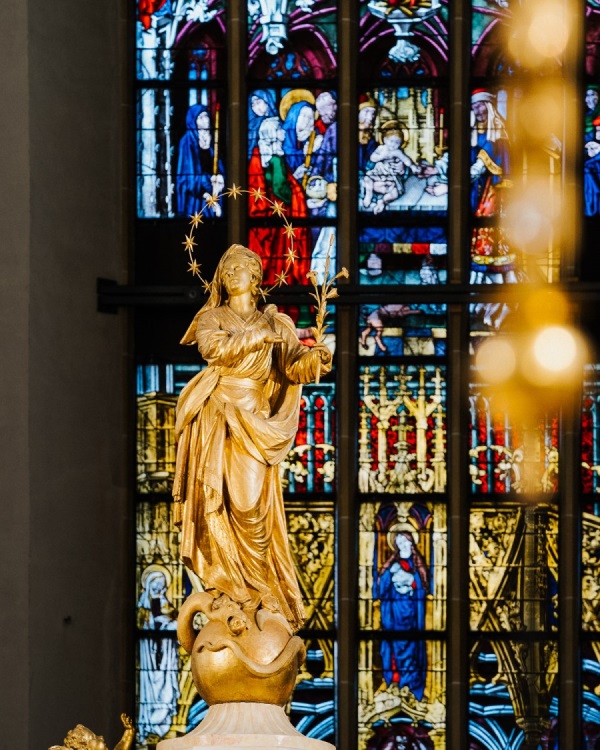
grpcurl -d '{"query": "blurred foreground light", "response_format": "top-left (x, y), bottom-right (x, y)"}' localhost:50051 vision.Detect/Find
top-left (517, 85), bottom-right (564, 142)
top-left (522, 324), bottom-right (588, 388)
top-left (527, 1), bottom-right (569, 58)
top-left (533, 326), bottom-right (577, 372)
top-left (507, 0), bottom-right (570, 67)
top-left (475, 337), bottom-right (517, 383)
top-left (523, 289), bottom-right (568, 328)
top-left (503, 180), bottom-right (561, 253)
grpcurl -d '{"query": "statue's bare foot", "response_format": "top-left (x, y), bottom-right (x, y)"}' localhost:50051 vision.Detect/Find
top-left (211, 593), bottom-right (233, 611)
top-left (227, 611), bottom-right (248, 636)
top-left (260, 593), bottom-right (281, 613)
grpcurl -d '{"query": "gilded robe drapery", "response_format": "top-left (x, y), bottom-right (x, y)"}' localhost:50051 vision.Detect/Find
top-left (172, 304), bottom-right (330, 631)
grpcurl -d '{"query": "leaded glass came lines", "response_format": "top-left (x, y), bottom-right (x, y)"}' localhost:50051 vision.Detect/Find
top-left (469, 639), bottom-right (559, 748)
top-left (469, 505), bottom-right (558, 633)
top-left (468, 389), bottom-right (559, 495)
top-left (358, 365), bottom-right (447, 495)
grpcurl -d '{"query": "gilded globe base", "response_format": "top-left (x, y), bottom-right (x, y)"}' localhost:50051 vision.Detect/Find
top-left (177, 592), bottom-right (306, 707)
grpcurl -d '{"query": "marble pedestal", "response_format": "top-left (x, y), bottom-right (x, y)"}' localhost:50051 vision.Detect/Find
top-left (157, 703), bottom-right (335, 750)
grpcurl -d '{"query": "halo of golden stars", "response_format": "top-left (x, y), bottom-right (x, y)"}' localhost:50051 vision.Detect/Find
top-left (182, 184), bottom-right (300, 295)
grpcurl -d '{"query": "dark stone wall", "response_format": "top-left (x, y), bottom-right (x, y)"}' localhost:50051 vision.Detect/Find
top-left (0, 1), bottom-right (131, 747)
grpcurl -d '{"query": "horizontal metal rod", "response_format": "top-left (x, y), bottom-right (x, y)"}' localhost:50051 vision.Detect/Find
top-left (98, 278), bottom-right (600, 312)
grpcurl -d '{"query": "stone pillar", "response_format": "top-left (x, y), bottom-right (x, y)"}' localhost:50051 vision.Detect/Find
top-left (0, 1), bottom-right (130, 747)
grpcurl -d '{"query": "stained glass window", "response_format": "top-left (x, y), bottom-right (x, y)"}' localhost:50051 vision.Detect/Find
top-left (470, 504), bottom-right (559, 632)
top-left (470, 0), bottom-right (563, 291)
top-left (582, 364), bottom-right (600, 494)
top-left (359, 304), bottom-right (447, 358)
top-left (357, 86), bottom-right (448, 217)
top-left (582, 502), bottom-right (600, 632)
top-left (582, 363), bottom-right (600, 745)
top-left (583, 640), bottom-right (600, 744)
top-left (585, 1), bottom-right (600, 217)
top-left (468, 389), bottom-right (559, 495)
top-left (359, 227), bottom-right (447, 286)
top-left (358, 365), bottom-right (446, 495)
top-left (246, 85), bottom-right (337, 284)
top-left (359, 501), bottom-right (447, 631)
top-left (359, 0), bottom-right (449, 76)
top-left (246, 1), bottom-right (338, 287)
top-left (128, 1), bottom-right (600, 747)
top-left (469, 638), bottom-right (559, 748)
top-left (135, 1), bottom-right (226, 219)
top-left (358, 500), bottom-right (447, 747)
top-left (247, 1), bottom-right (337, 79)
top-left (358, 639), bottom-right (446, 749)
top-left (582, 365), bottom-right (600, 640)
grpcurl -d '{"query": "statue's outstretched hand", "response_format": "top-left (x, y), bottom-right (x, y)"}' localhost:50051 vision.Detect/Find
top-left (312, 342), bottom-right (332, 364)
top-left (120, 714), bottom-right (134, 730)
top-left (256, 319), bottom-right (283, 345)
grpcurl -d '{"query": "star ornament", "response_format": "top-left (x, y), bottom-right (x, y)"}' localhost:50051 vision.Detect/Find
top-left (180, 185), bottom-right (302, 297)
top-left (187, 259), bottom-right (201, 277)
top-left (225, 184), bottom-right (243, 200)
top-left (183, 234), bottom-right (197, 252)
top-left (271, 200), bottom-right (285, 217)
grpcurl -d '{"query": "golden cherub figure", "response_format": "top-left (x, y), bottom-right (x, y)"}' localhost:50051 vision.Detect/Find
top-left (49, 714), bottom-right (134, 750)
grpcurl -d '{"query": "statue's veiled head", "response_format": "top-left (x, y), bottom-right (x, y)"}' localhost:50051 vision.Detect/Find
top-left (212, 245), bottom-right (263, 305)
top-left (180, 244), bottom-right (264, 345)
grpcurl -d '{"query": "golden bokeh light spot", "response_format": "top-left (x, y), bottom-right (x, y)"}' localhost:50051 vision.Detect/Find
top-left (475, 337), bottom-right (517, 384)
top-left (523, 289), bottom-right (568, 328)
top-left (517, 86), bottom-right (563, 141)
top-left (533, 326), bottom-right (577, 373)
top-left (527, 1), bottom-right (569, 58)
top-left (503, 180), bottom-right (561, 253)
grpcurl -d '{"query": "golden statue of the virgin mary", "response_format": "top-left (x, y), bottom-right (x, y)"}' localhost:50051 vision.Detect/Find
top-left (172, 244), bottom-right (332, 633)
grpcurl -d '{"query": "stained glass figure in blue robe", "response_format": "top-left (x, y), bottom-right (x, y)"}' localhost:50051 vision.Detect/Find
top-left (470, 90), bottom-right (509, 219)
top-left (584, 87), bottom-right (600, 216)
top-left (176, 103), bottom-right (225, 217)
top-left (469, 90), bottom-right (517, 302)
top-left (373, 525), bottom-right (429, 700)
top-left (248, 89), bottom-right (277, 158)
top-left (137, 565), bottom-right (180, 743)
top-left (281, 93), bottom-right (317, 185)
